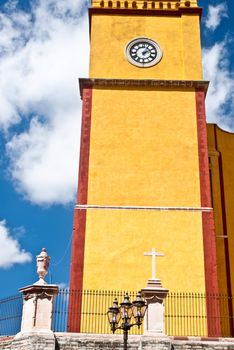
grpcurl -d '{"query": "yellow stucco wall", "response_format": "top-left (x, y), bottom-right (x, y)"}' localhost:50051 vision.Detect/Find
top-left (207, 125), bottom-right (228, 295)
top-left (82, 209), bottom-right (205, 292)
top-left (207, 124), bottom-right (234, 296)
top-left (81, 86), bottom-right (206, 292)
top-left (81, 7), bottom-right (206, 293)
top-left (89, 13), bottom-right (202, 80)
top-left (88, 87), bottom-right (201, 207)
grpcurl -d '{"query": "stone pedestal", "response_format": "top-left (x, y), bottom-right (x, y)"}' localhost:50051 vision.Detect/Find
top-left (11, 333), bottom-right (57, 350)
top-left (141, 279), bottom-right (168, 336)
top-left (13, 284), bottom-right (59, 349)
top-left (18, 284), bottom-right (58, 335)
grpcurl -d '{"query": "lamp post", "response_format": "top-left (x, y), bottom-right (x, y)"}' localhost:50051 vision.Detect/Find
top-left (107, 292), bottom-right (147, 350)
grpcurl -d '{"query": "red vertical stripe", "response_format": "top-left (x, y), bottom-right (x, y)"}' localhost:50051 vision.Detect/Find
top-left (68, 88), bottom-right (92, 332)
top-left (196, 90), bottom-right (221, 336)
top-left (77, 88), bottom-right (93, 205)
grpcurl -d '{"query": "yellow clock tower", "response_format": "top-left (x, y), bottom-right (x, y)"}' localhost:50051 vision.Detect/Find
top-left (69, 0), bottom-right (220, 335)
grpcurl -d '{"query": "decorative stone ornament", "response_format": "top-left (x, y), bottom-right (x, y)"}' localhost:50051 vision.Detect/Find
top-left (19, 284), bottom-right (59, 334)
top-left (14, 248), bottom-right (59, 349)
top-left (141, 278), bottom-right (169, 336)
top-left (125, 37), bottom-right (163, 68)
top-left (142, 248), bottom-right (168, 335)
top-left (35, 248), bottom-right (50, 285)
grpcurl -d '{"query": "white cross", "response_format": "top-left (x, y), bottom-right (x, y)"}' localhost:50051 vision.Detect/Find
top-left (144, 248), bottom-right (164, 279)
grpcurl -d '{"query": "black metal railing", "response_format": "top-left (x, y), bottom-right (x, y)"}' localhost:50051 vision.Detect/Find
top-left (0, 294), bottom-right (23, 336)
top-left (165, 292), bottom-right (233, 337)
top-left (1, 290), bottom-right (233, 337)
top-left (54, 289), bottom-right (141, 334)
top-left (56, 290), bottom-right (234, 337)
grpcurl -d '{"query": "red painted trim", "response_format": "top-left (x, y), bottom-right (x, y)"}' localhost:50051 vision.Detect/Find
top-left (89, 7), bottom-right (202, 17)
top-left (79, 78), bottom-right (209, 99)
top-left (77, 88), bottom-right (93, 204)
top-left (0, 337), bottom-right (14, 342)
top-left (68, 88), bottom-right (92, 332)
top-left (196, 90), bottom-right (221, 336)
top-left (70, 212), bottom-right (88, 292)
top-left (68, 209), bottom-right (87, 333)
top-left (196, 91), bottom-right (211, 208)
top-left (173, 337), bottom-right (189, 341)
top-left (173, 337), bottom-right (221, 341)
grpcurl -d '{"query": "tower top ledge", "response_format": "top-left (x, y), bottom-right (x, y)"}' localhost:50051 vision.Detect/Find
top-left (91, 0), bottom-right (198, 10)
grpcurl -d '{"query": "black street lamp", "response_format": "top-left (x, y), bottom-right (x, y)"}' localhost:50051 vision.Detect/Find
top-left (107, 292), bottom-right (147, 350)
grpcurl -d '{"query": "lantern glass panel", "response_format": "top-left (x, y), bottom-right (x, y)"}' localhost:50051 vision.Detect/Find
top-left (107, 299), bottom-right (121, 328)
top-left (132, 292), bottom-right (147, 322)
top-left (132, 304), bottom-right (147, 320)
top-left (120, 304), bottom-right (133, 321)
top-left (107, 309), bottom-right (121, 325)
top-left (120, 293), bottom-right (133, 322)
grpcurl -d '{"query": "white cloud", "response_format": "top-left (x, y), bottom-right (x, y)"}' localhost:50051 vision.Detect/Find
top-left (12, 225), bottom-right (26, 238)
top-left (0, 220), bottom-right (31, 268)
top-left (2, 0), bottom-right (233, 206)
top-left (204, 3), bottom-right (228, 31)
top-left (0, 0), bottom-right (89, 205)
top-left (203, 39), bottom-right (234, 130)
top-left (7, 113), bottom-right (81, 205)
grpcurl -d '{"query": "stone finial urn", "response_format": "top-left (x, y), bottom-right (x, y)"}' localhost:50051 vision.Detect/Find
top-left (35, 248), bottom-right (50, 285)
top-left (15, 247), bottom-right (59, 342)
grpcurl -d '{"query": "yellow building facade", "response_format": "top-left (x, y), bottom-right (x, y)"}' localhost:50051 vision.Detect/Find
top-left (69, 0), bottom-right (220, 335)
top-left (207, 124), bottom-right (234, 321)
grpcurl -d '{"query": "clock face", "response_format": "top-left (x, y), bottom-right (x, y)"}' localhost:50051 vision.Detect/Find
top-left (125, 38), bottom-right (163, 68)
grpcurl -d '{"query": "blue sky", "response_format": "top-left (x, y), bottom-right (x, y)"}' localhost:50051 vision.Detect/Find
top-left (0, 0), bottom-right (233, 298)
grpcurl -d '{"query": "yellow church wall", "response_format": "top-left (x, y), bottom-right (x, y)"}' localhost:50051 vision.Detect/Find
top-left (89, 13), bottom-right (202, 80)
top-left (81, 85), bottom-right (207, 294)
top-left (69, 0), bottom-right (222, 336)
top-left (82, 209), bottom-right (206, 293)
top-left (218, 133), bottom-right (234, 298)
top-left (181, 14), bottom-right (202, 80)
top-left (207, 124), bottom-right (216, 149)
top-left (207, 124), bottom-right (234, 334)
top-left (207, 125), bottom-right (228, 294)
top-left (87, 87), bottom-right (201, 207)
top-left (207, 125), bottom-right (234, 298)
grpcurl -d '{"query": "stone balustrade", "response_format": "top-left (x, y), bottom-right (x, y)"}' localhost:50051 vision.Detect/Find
top-left (1, 333), bottom-right (234, 349)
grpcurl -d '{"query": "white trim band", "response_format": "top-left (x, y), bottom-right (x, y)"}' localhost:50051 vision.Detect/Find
top-left (75, 204), bottom-right (213, 212)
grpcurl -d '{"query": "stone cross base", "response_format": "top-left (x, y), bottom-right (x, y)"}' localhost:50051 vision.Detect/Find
top-left (141, 278), bottom-right (169, 336)
top-left (16, 284), bottom-right (59, 336)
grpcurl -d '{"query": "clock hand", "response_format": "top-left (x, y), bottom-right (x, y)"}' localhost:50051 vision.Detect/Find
top-left (142, 49), bottom-right (149, 55)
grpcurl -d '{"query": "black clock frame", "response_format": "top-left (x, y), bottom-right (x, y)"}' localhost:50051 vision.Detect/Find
top-left (125, 37), bottom-right (163, 68)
